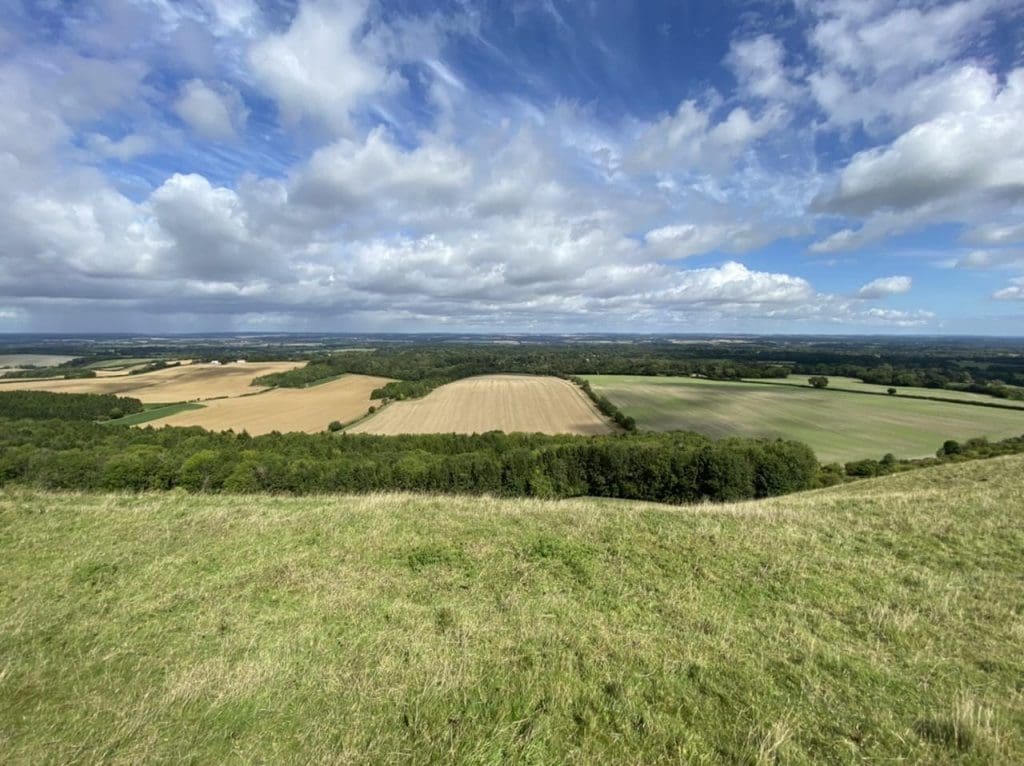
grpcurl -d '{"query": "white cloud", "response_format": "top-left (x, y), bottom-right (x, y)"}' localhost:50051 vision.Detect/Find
top-left (644, 222), bottom-right (774, 259)
top-left (964, 220), bottom-right (1024, 246)
top-left (952, 249), bottom-right (1024, 269)
top-left (994, 277), bottom-right (1024, 300)
top-left (291, 127), bottom-right (472, 210)
top-left (85, 132), bottom-right (154, 160)
top-left (248, 0), bottom-right (387, 132)
top-left (811, 68), bottom-right (1024, 249)
top-left (856, 275), bottom-right (912, 298)
top-left (626, 99), bottom-right (783, 174)
top-left (727, 34), bottom-right (800, 102)
top-left (174, 79), bottom-right (249, 140)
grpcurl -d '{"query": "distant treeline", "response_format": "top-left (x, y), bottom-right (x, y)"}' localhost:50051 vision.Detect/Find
top-left (0, 416), bottom-right (817, 503)
top-left (824, 435), bottom-right (1024, 482)
top-left (0, 391), bottom-right (143, 421)
top-left (0, 368), bottom-right (97, 380)
top-left (253, 347), bottom-right (795, 395)
top-left (249, 344), bottom-right (1024, 403)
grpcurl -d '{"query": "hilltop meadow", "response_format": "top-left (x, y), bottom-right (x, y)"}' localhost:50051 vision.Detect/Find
top-left (2, 456), bottom-right (1023, 763)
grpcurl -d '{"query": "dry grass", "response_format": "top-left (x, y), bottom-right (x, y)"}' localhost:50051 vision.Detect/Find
top-left (151, 374), bottom-right (393, 434)
top-left (350, 374), bottom-right (614, 435)
top-left (0, 361), bottom-right (300, 403)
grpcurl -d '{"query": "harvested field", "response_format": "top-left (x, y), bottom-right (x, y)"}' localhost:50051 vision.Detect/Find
top-left (350, 374), bottom-right (613, 435)
top-left (152, 375), bottom-right (393, 434)
top-left (0, 362), bottom-right (300, 403)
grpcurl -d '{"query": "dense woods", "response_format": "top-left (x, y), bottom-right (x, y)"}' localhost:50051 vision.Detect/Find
top-left (0, 391), bottom-right (143, 421)
top-left (0, 415), bottom-right (817, 503)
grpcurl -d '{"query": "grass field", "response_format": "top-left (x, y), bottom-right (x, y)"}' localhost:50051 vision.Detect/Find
top-left (150, 374), bottom-right (393, 434)
top-left (350, 374), bottom-right (613, 435)
top-left (106, 402), bottom-right (207, 426)
top-left (0, 354), bottom-right (76, 369)
top-left (585, 375), bottom-right (1024, 462)
top-left (0, 362), bottom-right (300, 403)
top-left (1, 456), bottom-right (1022, 763)
top-left (754, 375), bottom-right (1024, 409)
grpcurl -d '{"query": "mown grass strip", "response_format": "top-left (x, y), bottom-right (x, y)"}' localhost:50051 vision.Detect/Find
top-left (103, 401), bottom-right (205, 426)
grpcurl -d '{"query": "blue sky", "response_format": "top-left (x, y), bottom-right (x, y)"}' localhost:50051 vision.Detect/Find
top-left (1, 0), bottom-right (1023, 334)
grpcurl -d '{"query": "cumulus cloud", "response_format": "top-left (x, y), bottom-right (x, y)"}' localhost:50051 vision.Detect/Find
top-left (856, 275), bottom-right (912, 298)
top-left (291, 127), bottom-right (472, 210)
top-left (173, 79), bottom-right (249, 140)
top-left (625, 99), bottom-right (783, 174)
top-left (248, 0), bottom-right (387, 132)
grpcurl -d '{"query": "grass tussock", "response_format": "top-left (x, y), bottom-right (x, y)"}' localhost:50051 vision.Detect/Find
top-left (1, 455), bottom-right (1023, 763)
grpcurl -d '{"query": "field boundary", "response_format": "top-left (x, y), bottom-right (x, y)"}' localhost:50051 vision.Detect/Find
top-left (105, 402), bottom-right (206, 426)
top-left (744, 378), bottom-right (1024, 411)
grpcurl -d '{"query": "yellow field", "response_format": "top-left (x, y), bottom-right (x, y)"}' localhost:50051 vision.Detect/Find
top-left (0, 362), bottom-right (300, 403)
top-left (349, 374), bottom-right (614, 435)
top-left (152, 375), bottom-right (392, 435)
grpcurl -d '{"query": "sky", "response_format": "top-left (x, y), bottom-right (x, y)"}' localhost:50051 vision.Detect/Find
top-left (1, 0), bottom-right (1023, 334)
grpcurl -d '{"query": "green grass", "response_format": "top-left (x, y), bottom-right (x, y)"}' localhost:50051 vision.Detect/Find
top-left (104, 402), bottom-right (205, 426)
top-left (753, 375), bottom-right (1024, 409)
top-left (2, 456), bottom-right (1023, 763)
top-left (86, 358), bottom-right (155, 371)
top-left (585, 375), bottom-right (1024, 463)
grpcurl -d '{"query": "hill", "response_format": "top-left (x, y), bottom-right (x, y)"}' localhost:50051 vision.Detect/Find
top-left (2, 457), bottom-right (1022, 763)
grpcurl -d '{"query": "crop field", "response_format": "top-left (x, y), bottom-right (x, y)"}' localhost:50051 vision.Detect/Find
top-left (151, 374), bottom-right (393, 434)
top-left (0, 354), bottom-right (76, 369)
top-left (349, 374), bottom-right (613, 435)
top-left (2, 455), bottom-right (1022, 763)
top-left (585, 375), bottom-right (1024, 462)
top-left (754, 375), bottom-right (1024, 408)
top-left (0, 361), bottom-right (300, 403)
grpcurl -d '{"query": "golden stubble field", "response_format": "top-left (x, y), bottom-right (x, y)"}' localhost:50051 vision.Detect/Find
top-left (154, 374), bottom-right (393, 435)
top-left (349, 374), bottom-right (614, 435)
top-left (0, 362), bottom-right (301, 403)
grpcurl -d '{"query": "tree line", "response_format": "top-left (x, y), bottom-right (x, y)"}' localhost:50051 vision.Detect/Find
top-left (0, 391), bottom-right (143, 421)
top-left (0, 415), bottom-right (818, 503)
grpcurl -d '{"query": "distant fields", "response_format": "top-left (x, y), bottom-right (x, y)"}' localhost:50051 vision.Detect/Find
top-left (350, 374), bottom-right (613, 435)
top-left (2, 455), bottom-right (1022, 763)
top-left (754, 374), bottom-right (1024, 408)
top-left (585, 375), bottom-right (1024, 462)
top-left (153, 374), bottom-right (392, 434)
top-left (0, 361), bottom-right (300, 402)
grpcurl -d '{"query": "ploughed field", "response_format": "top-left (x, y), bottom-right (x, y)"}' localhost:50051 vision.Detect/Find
top-left (152, 374), bottom-right (392, 435)
top-left (349, 374), bottom-right (614, 435)
top-left (2, 456), bottom-right (1022, 763)
top-left (585, 374), bottom-right (1024, 463)
top-left (0, 361), bottom-right (301, 403)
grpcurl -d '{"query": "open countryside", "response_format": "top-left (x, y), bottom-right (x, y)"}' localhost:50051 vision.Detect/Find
top-left (151, 374), bottom-right (392, 435)
top-left (350, 374), bottom-right (614, 435)
top-left (754, 375), bottom-right (1024, 408)
top-left (0, 361), bottom-right (301, 402)
top-left (585, 375), bottom-right (1024, 463)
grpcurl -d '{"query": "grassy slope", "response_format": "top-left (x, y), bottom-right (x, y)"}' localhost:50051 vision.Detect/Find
top-left (2, 457), bottom-right (1023, 764)
top-left (585, 374), bottom-right (1024, 462)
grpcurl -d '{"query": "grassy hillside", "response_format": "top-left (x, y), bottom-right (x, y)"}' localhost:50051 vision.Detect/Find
top-left (585, 374), bottom-right (1024, 462)
top-left (2, 457), bottom-right (1023, 763)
